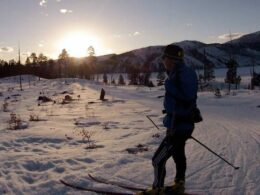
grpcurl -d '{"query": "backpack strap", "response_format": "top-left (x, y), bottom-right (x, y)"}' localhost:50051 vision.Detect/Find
top-left (166, 68), bottom-right (195, 107)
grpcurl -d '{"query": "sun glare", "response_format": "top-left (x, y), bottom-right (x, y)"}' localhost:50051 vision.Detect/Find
top-left (57, 31), bottom-right (102, 57)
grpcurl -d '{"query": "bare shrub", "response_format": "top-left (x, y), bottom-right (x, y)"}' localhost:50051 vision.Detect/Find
top-left (29, 113), bottom-right (40, 121)
top-left (7, 87), bottom-right (14, 92)
top-left (64, 95), bottom-right (72, 101)
top-left (65, 134), bottom-right (73, 140)
top-left (73, 127), bottom-right (98, 149)
top-left (214, 88), bottom-right (222, 98)
top-left (8, 112), bottom-right (27, 130)
top-left (38, 96), bottom-right (52, 103)
top-left (152, 133), bottom-right (160, 138)
top-left (74, 127), bottom-right (93, 141)
top-left (61, 95), bottom-right (73, 104)
top-left (126, 144), bottom-right (148, 154)
top-left (2, 101), bottom-right (9, 112)
top-left (103, 122), bottom-right (109, 130)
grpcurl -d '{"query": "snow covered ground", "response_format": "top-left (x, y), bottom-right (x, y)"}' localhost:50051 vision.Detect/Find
top-left (0, 72), bottom-right (259, 195)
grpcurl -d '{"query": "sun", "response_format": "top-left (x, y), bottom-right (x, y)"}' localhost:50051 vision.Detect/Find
top-left (57, 31), bottom-right (102, 57)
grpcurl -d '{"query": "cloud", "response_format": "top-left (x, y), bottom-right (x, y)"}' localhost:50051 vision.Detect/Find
top-left (186, 23), bottom-right (192, 27)
top-left (22, 52), bottom-right (31, 56)
top-left (133, 31), bottom-right (141, 36)
top-left (40, 12), bottom-right (49, 17)
top-left (112, 34), bottom-right (122, 38)
top-left (38, 40), bottom-right (46, 48)
top-left (106, 49), bottom-right (114, 54)
top-left (128, 31), bottom-right (141, 37)
top-left (0, 47), bottom-right (14, 53)
top-left (218, 32), bottom-right (244, 40)
top-left (39, 0), bottom-right (47, 7)
top-left (60, 9), bottom-right (73, 14)
top-left (56, 0), bottom-right (61, 2)
top-left (112, 31), bottom-right (142, 38)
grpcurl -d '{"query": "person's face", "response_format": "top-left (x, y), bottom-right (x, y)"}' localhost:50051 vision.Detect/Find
top-left (162, 56), bottom-right (176, 71)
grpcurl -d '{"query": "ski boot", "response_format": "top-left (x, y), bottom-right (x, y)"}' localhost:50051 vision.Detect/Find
top-left (135, 187), bottom-right (164, 195)
top-left (164, 179), bottom-right (185, 194)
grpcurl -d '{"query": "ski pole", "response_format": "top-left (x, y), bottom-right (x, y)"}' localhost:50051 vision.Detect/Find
top-left (190, 136), bottom-right (239, 170)
top-left (146, 115), bottom-right (160, 130)
top-left (146, 115), bottom-right (240, 170)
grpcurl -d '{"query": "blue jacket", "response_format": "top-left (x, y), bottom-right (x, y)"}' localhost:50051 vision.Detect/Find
top-left (163, 63), bottom-right (198, 136)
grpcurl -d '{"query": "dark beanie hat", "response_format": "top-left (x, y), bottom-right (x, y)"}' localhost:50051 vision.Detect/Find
top-left (163, 44), bottom-right (184, 60)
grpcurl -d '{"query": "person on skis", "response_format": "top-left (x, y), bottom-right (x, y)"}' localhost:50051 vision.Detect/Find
top-left (140, 44), bottom-right (198, 194)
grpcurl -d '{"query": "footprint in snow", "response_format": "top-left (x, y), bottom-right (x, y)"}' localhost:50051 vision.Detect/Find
top-left (22, 160), bottom-right (55, 172)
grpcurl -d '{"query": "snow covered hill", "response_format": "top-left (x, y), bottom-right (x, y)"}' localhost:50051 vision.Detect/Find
top-left (96, 31), bottom-right (260, 72)
top-left (228, 31), bottom-right (260, 44)
top-left (0, 73), bottom-right (259, 195)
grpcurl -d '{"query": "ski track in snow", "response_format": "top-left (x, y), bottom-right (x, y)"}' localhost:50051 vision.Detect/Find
top-left (0, 76), bottom-right (259, 195)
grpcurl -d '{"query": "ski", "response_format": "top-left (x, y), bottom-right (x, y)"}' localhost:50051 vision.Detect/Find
top-left (88, 174), bottom-right (146, 192)
top-left (87, 174), bottom-right (198, 195)
top-left (164, 186), bottom-right (198, 195)
top-left (61, 178), bottom-right (198, 195)
top-left (60, 179), bottom-right (134, 195)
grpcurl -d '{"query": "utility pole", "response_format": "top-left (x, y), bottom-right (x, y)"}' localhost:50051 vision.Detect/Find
top-left (252, 56), bottom-right (255, 74)
top-left (251, 56), bottom-right (255, 90)
top-left (18, 42), bottom-right (23, 91)
top-left (203, 49), bottom-right (206, 82)
top-left (228, 31), bottom-right (233, 92)
top-left (226, 31), bottom-right (239, 92)
top-left (229, 31), bottom-right (233, 59)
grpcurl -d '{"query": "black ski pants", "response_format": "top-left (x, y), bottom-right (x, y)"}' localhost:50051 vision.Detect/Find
top-left (152, 134), bottom-right (189, 188)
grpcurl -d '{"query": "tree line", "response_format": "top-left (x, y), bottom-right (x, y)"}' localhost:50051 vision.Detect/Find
top-left (1, 46), bottom-right (259, 89)
top-left (0, 46), bottom-right (161, 87)
top-left (0, 46), bottom-right (97, 80)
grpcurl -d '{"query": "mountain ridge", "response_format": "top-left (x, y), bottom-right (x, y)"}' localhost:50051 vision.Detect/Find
top-left (95, 31), bottom-right (260, 72)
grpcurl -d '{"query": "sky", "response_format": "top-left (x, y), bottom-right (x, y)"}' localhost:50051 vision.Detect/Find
top-left (0, 0), bottom-right (259, 62)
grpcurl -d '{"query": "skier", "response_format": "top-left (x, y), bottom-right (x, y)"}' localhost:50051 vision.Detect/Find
top-left (139, 45), bottom-right (198, 195)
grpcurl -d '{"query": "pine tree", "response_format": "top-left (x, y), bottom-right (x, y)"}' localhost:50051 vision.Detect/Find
top-left (47, 59), bottom-right (56, 79)
top-left (118, 74), bottom-right (125, 85)
top-left (157, 71), bottom-right (165, 86)
top-left (30, 53), bottom-right (38, 78)
top-left (225, 58), bottom-right (240, 90)
top-left (128, 66), bottom-right (140, 85)
top-left (88, 46), bottom-right (95, 56)
top-left (250, 56), bottom-right (260, 89)
top-left (87, 46), bottom-right (97, 80)
top-left (204, 63), bottom-right (215, 82)
top-left (251, 72), bottom-right (260, 87)
top-left (38, 53), bottom-right (48, 79)
top-left (103, 73), bottom-right (108, 84)
top-left (143, 72), bottom-right (153, 87)
top-left (58, 49), bottom-right (69, 79)
top-left (111, 78), bottom-right (116, 85)
top-left (203, 49), bottom-right (215, 82)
